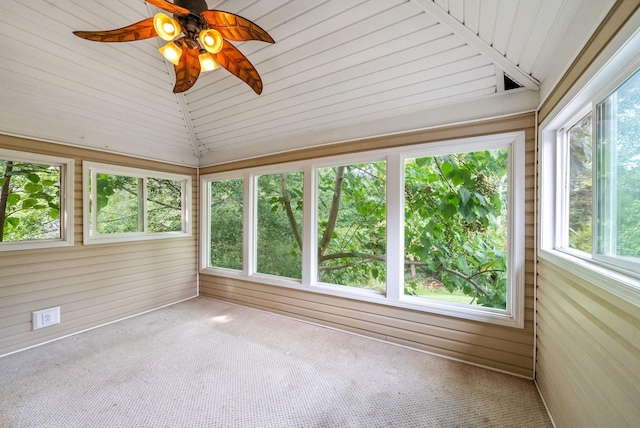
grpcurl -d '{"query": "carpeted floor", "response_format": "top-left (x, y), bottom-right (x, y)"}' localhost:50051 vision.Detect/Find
top-left (0, 297), bottom-right (552, 427)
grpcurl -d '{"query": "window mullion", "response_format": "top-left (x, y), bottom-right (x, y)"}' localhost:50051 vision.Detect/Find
top-left (386, 153), bottom-right (403, 301)
top-left (244, 173), bottom-right (256, 276)
top-left (141, 178), bottom-right (147, 233)
top-left (556, 128), bottom-right (570, 250)
top-left (606, 92), bottom-right (618, 256)
top-left (200, 179), bottom-right (210, 270)
top-left (91, 170), bottom-right (98, 238)
top-left (595, 96), bottom-right (618, 258)
top-left (593, 102), bottom-right (602, 259)
top-left (302, 165), bottom-right (316, 287)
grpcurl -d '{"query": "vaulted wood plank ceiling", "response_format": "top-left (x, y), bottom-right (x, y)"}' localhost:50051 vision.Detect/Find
top-left (0, 0), bottom-right (615, 166)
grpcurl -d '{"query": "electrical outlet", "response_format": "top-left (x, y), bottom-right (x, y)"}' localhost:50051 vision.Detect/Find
top-left (32, 307), bottom-right (60, 330)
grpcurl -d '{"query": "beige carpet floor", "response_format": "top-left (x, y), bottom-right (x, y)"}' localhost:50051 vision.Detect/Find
top-left (0, 297), bottom-right (552, 427)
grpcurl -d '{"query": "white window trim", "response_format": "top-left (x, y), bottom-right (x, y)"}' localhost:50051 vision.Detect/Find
top-left (0, 149), bottom-right (74, 252)
top-left (539, 15), bottom-right (640, 306)
top-left (201, 132), bottom-right (526, 328)
top-left (83, 161), bottom-right (192, 245)
top-left (555, 105), bottom-right (592, 253)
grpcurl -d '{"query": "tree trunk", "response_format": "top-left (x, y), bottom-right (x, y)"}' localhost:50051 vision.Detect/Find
top-left (319, 166), bottom-right (345, 257)
top-left (0, 161), bottom-right (14, 241)
top-left (280, 173), bottom-right (302, 250)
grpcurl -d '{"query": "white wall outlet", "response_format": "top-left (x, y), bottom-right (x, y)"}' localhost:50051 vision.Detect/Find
top-left (32, 307), bottom-right (61, 330)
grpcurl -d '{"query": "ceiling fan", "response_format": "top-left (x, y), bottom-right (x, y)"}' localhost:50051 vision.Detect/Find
top-left (73, 0), bottom-right (274, 94)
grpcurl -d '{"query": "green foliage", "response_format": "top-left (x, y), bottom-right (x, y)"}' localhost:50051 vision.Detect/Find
top-left (94, 174), bottom-right (142, 234)
top-left (208, 150), bottom-right (511, 309)
top-left (210, 178), bottom-right (243, 270)
top-left (0, 160), bottom-right (61, 242)
top-left (316, 162), bottom-right (387, 289)
top-left (256, 172), bottom-right (303, 279)
top-left (609, 70), bottom-right (640, 257)
top-left (568, 113), bottom-right (593, 252)
top-left (404, 150), bottom-right (508, 309)
top-left (147, 178), bottom-right (183, 233)
top-left (90, 174), bottom-right (183, 234)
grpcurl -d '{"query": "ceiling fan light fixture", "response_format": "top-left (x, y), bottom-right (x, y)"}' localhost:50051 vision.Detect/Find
top-left (73, 2), bottom-right (275, 94)
top-left (153, 13), bottom-right (181, 41)
top-left (199, 29), bottom-right (223, 54)
top-left (159, 41), bottom-right (182, 65)
top-left (198, 52), bottom-right (219, 72)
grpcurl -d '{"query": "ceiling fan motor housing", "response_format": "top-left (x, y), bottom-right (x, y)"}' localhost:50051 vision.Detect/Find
top-left (174, 0), bottom-right (208, 14)
top-left (177, 13), bottom-right (206, 49)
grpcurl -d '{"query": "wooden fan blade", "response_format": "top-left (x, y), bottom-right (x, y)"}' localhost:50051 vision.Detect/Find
top-left (73, 18), bottom-right (157, 42)
top-left (201, 10), bottom-right (275, 43)
top-left (145, 0), bottom-right (190, 15)
top-left (213, 40), bottom-right (263, 94)
top-left (173, 45), bottom-right (201, 93)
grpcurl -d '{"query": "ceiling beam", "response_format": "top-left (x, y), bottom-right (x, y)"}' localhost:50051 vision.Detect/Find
top-left (411, 0), bottom-right (540, 91)
top-left (175, 94), bottom-right (202, 158)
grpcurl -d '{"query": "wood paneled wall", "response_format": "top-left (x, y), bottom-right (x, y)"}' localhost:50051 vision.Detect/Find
top-left (200, 113), bottom-right (537, 378)
top-left (535, 1), bottom-right (640, 426)
top-left (0, 135), bottom-right (198, 356)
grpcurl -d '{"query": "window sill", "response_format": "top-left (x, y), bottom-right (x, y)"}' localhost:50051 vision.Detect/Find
top-left (538, 249), bottom-right (640, 307)
top-left (200, 267), bottom-right (524, 328)
top-left (84, 231), bottom-right (192, 245)
top-left (0, 239), bottom-right (73, 252)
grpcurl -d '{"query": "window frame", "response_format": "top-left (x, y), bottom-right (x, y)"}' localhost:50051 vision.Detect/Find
top-left (313, 157), bottom-right (388, 294)
top-left (555, 105), bottom-right (593, 258)
top-left (83, 161), bottom-right (192, 245)
top-left (539, 25), bottom-right (640, 307)
top-left (201, 132), bottom-right (526, 328)
top-left (206, 174), bottom-right (246, 272)
top-left (592, 69), bottom-right (640, 273)
top-left (255, 169), bottom-right (305, 280)
top-left (0, 149), bottom-right (74, 252)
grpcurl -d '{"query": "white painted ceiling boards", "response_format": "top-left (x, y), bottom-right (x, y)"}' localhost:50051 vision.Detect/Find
top-left (0, 0), bottom-right (615, 166)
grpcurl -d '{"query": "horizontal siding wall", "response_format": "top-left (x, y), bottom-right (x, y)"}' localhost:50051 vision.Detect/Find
top-left (0, 135), bottom-right (198, 356)
top-left (536, 261), bottom-right (640, 427)
top-left (200, 113), bottom-right (537, 378)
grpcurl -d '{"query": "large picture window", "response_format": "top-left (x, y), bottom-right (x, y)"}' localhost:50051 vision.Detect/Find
top-left (83, 162), bottom-right (191, 244)
top-left (0, 149), bottom-right (74, 251)
top-left (404, 149), bottom-right (509, 309)
top-left (201, 133), bottom-right (525, 327)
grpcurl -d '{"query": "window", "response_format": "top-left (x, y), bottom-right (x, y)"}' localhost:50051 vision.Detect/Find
top-left (316, 161), bottom-right (386, 291)
top-left (548, 68), bottom-right (640, 277)
top-left (0, 149), bottom-right (74, 251)
top-left (257, 171), bottom-right (303, 279)
top-left (540, 29), bottom-right (640, 304)
top-left (595, 70), bottom-right (640, 270)
top-left (566, 112), bottom-right (593, 253)
top-left (209, 177), bottom-right (243, 270)
top-left (404, 148), bottom-right (509, 309)
top-left (201, 133), bottom-right (525, 327)
top-left (83, 162), bottom-right (191, 244)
